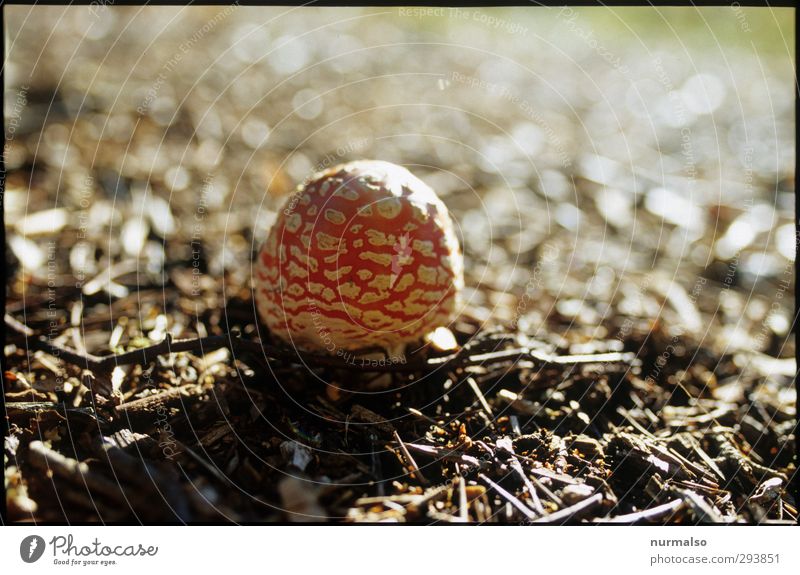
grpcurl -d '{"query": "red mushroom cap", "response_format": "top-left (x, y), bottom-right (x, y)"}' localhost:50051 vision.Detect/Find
top-left (254, 160), bottom-right (463, 353)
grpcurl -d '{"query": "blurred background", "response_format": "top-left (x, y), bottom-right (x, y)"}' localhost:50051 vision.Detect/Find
top-left (5, 6), bottom-right (794, 346)
top-left (3, 6), bottom-right (796, 522)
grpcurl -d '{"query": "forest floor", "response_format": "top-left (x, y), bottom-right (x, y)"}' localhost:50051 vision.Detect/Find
top-left (4, 6), bottom-right (796, 523)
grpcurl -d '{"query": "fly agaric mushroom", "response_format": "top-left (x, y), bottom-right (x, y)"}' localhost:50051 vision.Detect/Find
top-left (254, 160), bottom-right (463, 355)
